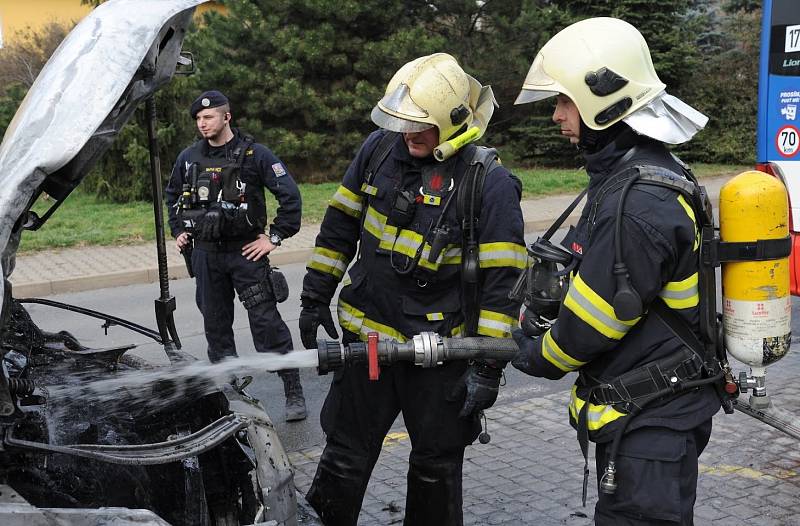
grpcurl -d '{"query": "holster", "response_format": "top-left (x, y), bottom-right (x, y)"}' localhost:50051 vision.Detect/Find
top-left (268, 268), bottom-right (289, 303)
top-left (239, 267), bottom-right (289, 309)
top-left (181, 239), bottom-right (194, 278)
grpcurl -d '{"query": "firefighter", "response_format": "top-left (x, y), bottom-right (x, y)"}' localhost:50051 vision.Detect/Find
top-left (300, 54), bottom-right (526, 525)
top-left (165, 90), bottom-right (307, 422)
top-left (511, 18), bottom-right (721, 525)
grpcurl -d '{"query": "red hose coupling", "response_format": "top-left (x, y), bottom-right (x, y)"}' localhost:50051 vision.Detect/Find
top-left (368, 332), bottom-right (380, 381)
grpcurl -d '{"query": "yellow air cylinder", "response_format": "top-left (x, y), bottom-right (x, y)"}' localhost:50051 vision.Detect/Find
top-left (720, 171), bottom-right (791, 376)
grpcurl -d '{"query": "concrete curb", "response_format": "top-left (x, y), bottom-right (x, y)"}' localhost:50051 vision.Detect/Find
top-left (10, 175), bottom-right (731, 297)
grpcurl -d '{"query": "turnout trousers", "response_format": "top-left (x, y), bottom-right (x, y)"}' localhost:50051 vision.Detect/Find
top-left (306, 331), bottom-right (481, 526)
top-left (594, 420), bottom-right (713, 525)
top-left (192, 247), bottom-right (293, 363)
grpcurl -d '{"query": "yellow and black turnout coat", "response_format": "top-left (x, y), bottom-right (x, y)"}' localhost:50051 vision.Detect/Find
top-left (301, 131), bottom-right (526, 342)
top-left (513, 136), bottom-right (721, 443)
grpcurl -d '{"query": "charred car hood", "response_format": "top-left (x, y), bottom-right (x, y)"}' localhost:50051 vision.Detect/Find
top-left (0, 0), bottom-right (207, 303)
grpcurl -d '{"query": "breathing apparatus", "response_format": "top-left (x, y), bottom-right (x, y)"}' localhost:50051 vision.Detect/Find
top-left (508, 187), bottom-right (587, 336)
top-left (369, 53), bottom-right (500, 284)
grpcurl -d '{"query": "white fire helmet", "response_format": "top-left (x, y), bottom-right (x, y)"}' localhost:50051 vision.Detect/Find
top-left (515, 17), bottom-right (707, 144)
top-left (371, 53), bottom-right (497, 153)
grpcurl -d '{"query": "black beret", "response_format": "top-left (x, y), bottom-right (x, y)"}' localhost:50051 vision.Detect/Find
top-left (190, 90), bottom-right (230, 118)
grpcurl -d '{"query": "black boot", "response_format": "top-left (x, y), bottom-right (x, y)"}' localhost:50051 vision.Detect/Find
top-left (280, 369), bottom-right (307, 422)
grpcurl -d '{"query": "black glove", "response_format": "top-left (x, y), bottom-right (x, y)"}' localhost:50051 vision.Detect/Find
top-left (450, 362), bottom-right (503, 419)
top-left (298, 298), bottom-right (339, 349)
top-left (519, 307), bottom-right (551, 337)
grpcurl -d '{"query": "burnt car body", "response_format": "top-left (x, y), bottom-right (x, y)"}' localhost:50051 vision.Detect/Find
top-left (0, 1), bottom-right (315, 524)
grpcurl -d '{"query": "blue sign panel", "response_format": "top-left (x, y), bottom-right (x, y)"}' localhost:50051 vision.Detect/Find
top-left (758, 0), bottom-right (800, 161)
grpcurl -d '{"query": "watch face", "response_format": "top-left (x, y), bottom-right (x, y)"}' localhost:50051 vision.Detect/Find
top-left (270, 234), bottom-right (281, 245)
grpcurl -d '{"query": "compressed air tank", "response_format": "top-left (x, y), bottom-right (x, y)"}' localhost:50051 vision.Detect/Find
top-left (720, 170), bottom-right (791, 376)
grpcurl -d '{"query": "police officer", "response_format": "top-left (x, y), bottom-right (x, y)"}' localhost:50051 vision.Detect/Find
top-left (511, 18), bottom-right (720, 525)
top-left (299, 54), bottom-right (526, 525)
top-left (165, 90), bottom-right (307, 421)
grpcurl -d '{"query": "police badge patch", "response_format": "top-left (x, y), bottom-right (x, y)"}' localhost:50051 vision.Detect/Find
top-left (272, 163), bottom-right (287, 177)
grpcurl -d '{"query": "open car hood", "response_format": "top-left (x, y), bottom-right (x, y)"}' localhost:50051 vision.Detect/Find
top-left (0, 0), bottom-right (207, 304)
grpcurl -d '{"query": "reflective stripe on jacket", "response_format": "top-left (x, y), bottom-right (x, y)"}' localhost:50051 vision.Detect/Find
top-left (515, 136), bottom-right (720, 442)
top-left (302, 130), bottom-right (525, 342)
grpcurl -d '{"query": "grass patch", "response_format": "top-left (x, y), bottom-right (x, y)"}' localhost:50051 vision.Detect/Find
top-left (515, 163), bottom-right (751, 199)
top-left (18, 163), bottom-right (752, 253)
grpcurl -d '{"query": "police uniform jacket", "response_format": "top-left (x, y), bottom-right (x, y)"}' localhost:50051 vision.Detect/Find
top-left (302, 130), bottom-right (526, 342)
top-left (513, 132), bottom-right (721, 443)
top-left (165, 129), bottom-right (301, 242)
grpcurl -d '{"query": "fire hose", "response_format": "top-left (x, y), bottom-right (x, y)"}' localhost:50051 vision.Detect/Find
top-left (315, 332), bottom-right (518, 378)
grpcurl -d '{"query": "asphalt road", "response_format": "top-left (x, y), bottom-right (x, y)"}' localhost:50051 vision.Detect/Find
top-left (24, 232), bottom-right (580, 453)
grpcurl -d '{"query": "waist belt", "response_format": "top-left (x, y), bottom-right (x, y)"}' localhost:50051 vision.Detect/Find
top-left (586, 346), bottom-right (705, 411)
top-left (195, 239), bottom-right (255, 252)
top-left (576, 346), bottom-right (706, 506)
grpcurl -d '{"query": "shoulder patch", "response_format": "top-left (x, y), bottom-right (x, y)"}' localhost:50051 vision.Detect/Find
top-left (272, 162), bottom-right (287, 177)
top-left (246, 148), bottom-right (254, 156)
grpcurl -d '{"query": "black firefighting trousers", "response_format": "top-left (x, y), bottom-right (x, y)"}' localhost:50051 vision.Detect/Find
top-left (306, 331), bottom-right (481, 526)
top-left (594, 419), bottom-right (713, 525)
top-left (192, 247), bottom-right (293, 362)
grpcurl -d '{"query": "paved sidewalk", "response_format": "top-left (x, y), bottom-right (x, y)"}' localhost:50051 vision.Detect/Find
top-left (290, 346), bottom-right (800, 525)
top-left (9, 175), bottom-right (733, 297)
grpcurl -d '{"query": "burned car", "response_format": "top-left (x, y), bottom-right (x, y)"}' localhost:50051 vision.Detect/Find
top-left (0, 1), bottom-right (317, 524)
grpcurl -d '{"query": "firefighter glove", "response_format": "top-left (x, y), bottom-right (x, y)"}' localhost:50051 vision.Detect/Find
top-left (451, 362), bottom-right (503, 419)
top-left (519, 307), bottom-right (551, 337)
top-left (299, 298), bottom-right (339, 349)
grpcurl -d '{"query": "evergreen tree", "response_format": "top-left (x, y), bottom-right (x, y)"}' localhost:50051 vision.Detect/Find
top-left (186, 0), bottom-right (445, 182)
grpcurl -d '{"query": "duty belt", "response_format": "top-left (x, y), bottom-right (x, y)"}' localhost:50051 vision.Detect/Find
top-left (195, 239), bottom-right (255, 252)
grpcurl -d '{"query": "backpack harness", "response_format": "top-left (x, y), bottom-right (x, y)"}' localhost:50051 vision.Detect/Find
top-left (361, 132), bottom-right (499, 336)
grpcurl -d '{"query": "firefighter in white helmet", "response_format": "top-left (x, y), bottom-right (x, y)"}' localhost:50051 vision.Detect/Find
top-left (511, 17), bottom-right (720, 525)
top-left (300, 53), bottom-right (526, 524)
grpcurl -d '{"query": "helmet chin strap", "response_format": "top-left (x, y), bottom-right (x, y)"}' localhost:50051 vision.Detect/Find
top-left (578, 120), bottom-right (628, 153)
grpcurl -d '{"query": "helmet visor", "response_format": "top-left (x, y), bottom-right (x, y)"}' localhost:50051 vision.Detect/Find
top-left (370, 106), bottom-right (433, 133)
top-left (515, 53), bottom-right (561, 105)
top-left (378, 83), bottom-right (429, 118)
top-left (514, 89), bottom-right (559, 105)
top-left (371, 82), bottom-right (434, 132)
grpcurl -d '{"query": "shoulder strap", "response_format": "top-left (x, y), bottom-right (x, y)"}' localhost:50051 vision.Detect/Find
top-left (232, 135), bottom-right (254, 169)
top-left (650, 298), bottom-right (715, 370)
top-left (458, 145), bottom-right (499, 336)
top-left (355, 132), bottom-right (399, 260)
top-left (364, 132), bottom-right (398, 189)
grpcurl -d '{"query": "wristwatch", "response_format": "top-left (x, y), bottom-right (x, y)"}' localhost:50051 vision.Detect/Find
top-left (269, 233), bottom-right (282, 246)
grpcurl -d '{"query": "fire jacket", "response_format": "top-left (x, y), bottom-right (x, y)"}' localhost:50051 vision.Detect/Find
top-left (301, 130), bottom-right (526, 342)
top-left (165, 129), bottom-right (301, 242)
top-left (512, 134), bottom-right (721, 443)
